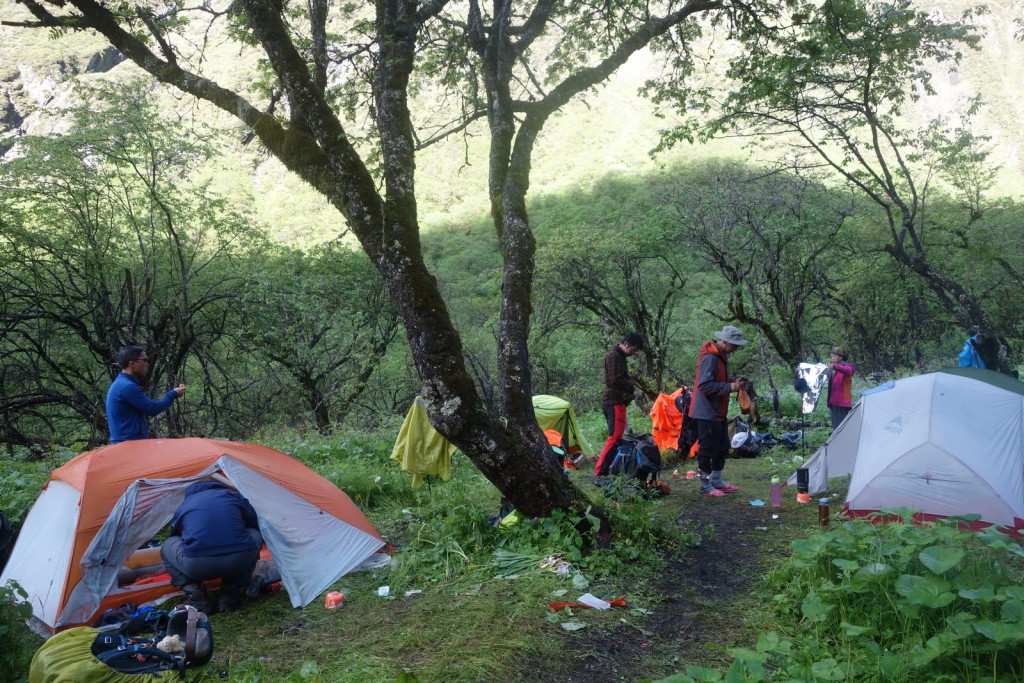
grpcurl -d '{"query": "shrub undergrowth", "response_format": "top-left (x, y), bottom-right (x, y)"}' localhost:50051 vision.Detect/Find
top-left (657, 511), bottom-right (1024, 682)
top-left (0, 581), bottom-right (34, 679)
top-left (387, 475), bottom-right (694, 597)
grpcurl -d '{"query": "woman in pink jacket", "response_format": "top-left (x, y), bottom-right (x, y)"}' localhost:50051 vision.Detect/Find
top-left (827, 347), bottom-right (855, 430)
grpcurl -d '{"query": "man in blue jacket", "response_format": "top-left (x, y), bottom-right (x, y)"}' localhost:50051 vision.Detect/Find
top-left (161, 481), bottom-right (264, 613)
top-left (105, 346), bottom-right (185, 444)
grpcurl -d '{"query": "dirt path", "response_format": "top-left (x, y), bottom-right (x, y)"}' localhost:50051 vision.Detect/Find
top-left (523, 482), bottom-right (779, 682)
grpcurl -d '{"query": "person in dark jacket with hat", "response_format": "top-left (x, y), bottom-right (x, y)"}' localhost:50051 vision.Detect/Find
top-left (593, 332), bottom-right (644, 477)
top-left (690, 325), bottom-right (747, 496)
top-left (161, 481), bottom-right (263, 613)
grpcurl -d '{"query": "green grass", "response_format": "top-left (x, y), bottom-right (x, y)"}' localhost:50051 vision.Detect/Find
top-left (5, 427), bottom-right (1023, 683)
top-left (0, 437), bottom-right (801, 682)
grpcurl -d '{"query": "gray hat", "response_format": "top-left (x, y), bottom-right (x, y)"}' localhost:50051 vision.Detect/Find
top-left (714, 325), bottom-right (748, 346)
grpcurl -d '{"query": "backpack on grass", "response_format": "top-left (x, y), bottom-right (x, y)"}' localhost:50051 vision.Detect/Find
top-left (609, 432), bottom-right (662, 484)
top-left (91, 604), bottom-right (212, 675)
top-left (728, 416), bottom-right (761, 458)
top-left (91, 633), bottom-right (186, 676)
top-left (164, 605), bottom-right (213, 668)
top-left (31, 603), bottom-right (212, 682)
top-left (30, 627), bottom-right (178, 683)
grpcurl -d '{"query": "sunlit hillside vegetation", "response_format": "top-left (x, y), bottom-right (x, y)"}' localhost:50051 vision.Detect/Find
top-left (3, 0), bottom-right (1022, 236)
top-left (1, 0), bottom-right (1023, 445)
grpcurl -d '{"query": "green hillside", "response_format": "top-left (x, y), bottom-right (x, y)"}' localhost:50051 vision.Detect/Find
top-left (1, 0), bottom-right (1023, 444)
top-left (3, 0), bottom-right (1021, 240)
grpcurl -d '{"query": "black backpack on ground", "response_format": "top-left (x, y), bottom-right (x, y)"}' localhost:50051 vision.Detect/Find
top-left (728, 416), bottom-right (761, 458)
top-left (91, 604), bottom-right (213, 676)
top-left (91, 632), bottom-right (186, 676)
top-left (609, 432), bottom-right (662, 484)
top-left (165, 605), bottom-right (214, 668)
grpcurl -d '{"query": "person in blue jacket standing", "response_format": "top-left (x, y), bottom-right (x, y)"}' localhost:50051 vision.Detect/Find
top-left (105, 346), bottom-right (185, 444)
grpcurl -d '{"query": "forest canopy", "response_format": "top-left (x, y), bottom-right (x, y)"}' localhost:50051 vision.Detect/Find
top-left (1, 0), bottom-right (1022, 522)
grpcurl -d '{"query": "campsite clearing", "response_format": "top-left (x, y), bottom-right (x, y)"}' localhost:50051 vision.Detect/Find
top-left (2, 443), bottom-right (834, 682)
top-left (140, 454), bottom-right (832, 682)
top-left (10, 430), bottom-right (1024, 681)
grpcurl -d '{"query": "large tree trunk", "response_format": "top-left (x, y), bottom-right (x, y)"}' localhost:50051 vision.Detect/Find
top-left (10, 0), bottom-right (717, 528)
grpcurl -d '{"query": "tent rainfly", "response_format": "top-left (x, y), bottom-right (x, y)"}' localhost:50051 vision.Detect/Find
top-left (650, 388), bottom-right (684, 451)
top-left (1, 438), bottom-right (385, 632)
top-left (390, 394), bottom-right (594, 486)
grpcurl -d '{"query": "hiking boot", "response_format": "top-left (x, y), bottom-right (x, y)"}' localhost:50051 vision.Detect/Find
top-left (218, 584), bottom-right (244, 613)
top-left (246, 575), bottom-right (267, 598)
top-left (181, 582), bottom-right (212, 613)
top-left (700, 488), bottom-right (728, 497)
top-left (716, 483), bottom-right (739, 492)
top-left (218, 595), bottom-right (242, 613)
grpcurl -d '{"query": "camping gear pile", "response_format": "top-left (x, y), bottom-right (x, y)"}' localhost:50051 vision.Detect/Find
top-left (652, 386), bottom-right (780, 459)
top-left (29, 604), bottom-right (212, 681)
top-left (1, 438), bottom-right (385, 633)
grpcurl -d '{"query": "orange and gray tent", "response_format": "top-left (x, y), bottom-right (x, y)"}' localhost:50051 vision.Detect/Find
top-left (0, 438), bottom-right (384, 632)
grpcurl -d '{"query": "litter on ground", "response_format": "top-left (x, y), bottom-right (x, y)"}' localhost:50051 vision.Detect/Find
top-left (549, 595), bottom-right (627, 611)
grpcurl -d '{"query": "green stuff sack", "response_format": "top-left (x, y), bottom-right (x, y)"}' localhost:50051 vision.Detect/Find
top-left (29, 627), bottom-right (180, 683)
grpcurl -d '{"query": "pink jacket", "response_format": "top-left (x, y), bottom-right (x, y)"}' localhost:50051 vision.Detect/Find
top-left (827, 362), bottom-right (855, 408)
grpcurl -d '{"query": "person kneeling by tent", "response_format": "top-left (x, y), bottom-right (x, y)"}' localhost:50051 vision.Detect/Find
top-left (160, 481), bottom-right (263, 614)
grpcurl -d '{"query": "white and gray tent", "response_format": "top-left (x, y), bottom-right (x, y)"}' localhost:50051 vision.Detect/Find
top-left (789, 368), bottom-right (1024, 528)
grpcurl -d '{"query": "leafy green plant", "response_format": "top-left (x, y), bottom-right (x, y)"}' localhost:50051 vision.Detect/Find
top-left (0, 463), bottom-right (53, 526)
top-left (724, 514), bottom-right (1024, 682)
top-left (0, 581), bottom-right (36, 681)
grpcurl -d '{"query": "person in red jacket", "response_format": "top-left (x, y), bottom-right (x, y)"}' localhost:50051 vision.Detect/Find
top-left (593, 332), bottom-right (644, 477)
top-left (826, 347), bottom-right (855, 430)
top-left (690, 326), bottom-right (748, 496)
